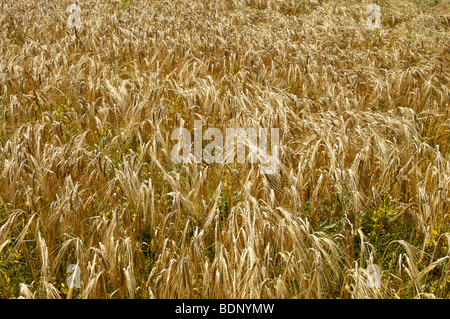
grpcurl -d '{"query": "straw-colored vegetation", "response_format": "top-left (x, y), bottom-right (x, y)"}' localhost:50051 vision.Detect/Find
top-left (0, 0), bottom-right (449, 299)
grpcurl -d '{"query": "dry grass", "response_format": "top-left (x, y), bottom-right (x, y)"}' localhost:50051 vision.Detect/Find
top-left (0, 0), bottom-right (449, 299)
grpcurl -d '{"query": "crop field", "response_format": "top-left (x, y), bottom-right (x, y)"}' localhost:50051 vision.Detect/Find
top-left (0, 0), bottom-right (449, 299)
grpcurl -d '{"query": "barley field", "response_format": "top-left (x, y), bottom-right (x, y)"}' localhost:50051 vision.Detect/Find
top-left (0, 0), bottom-right (449, 299)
